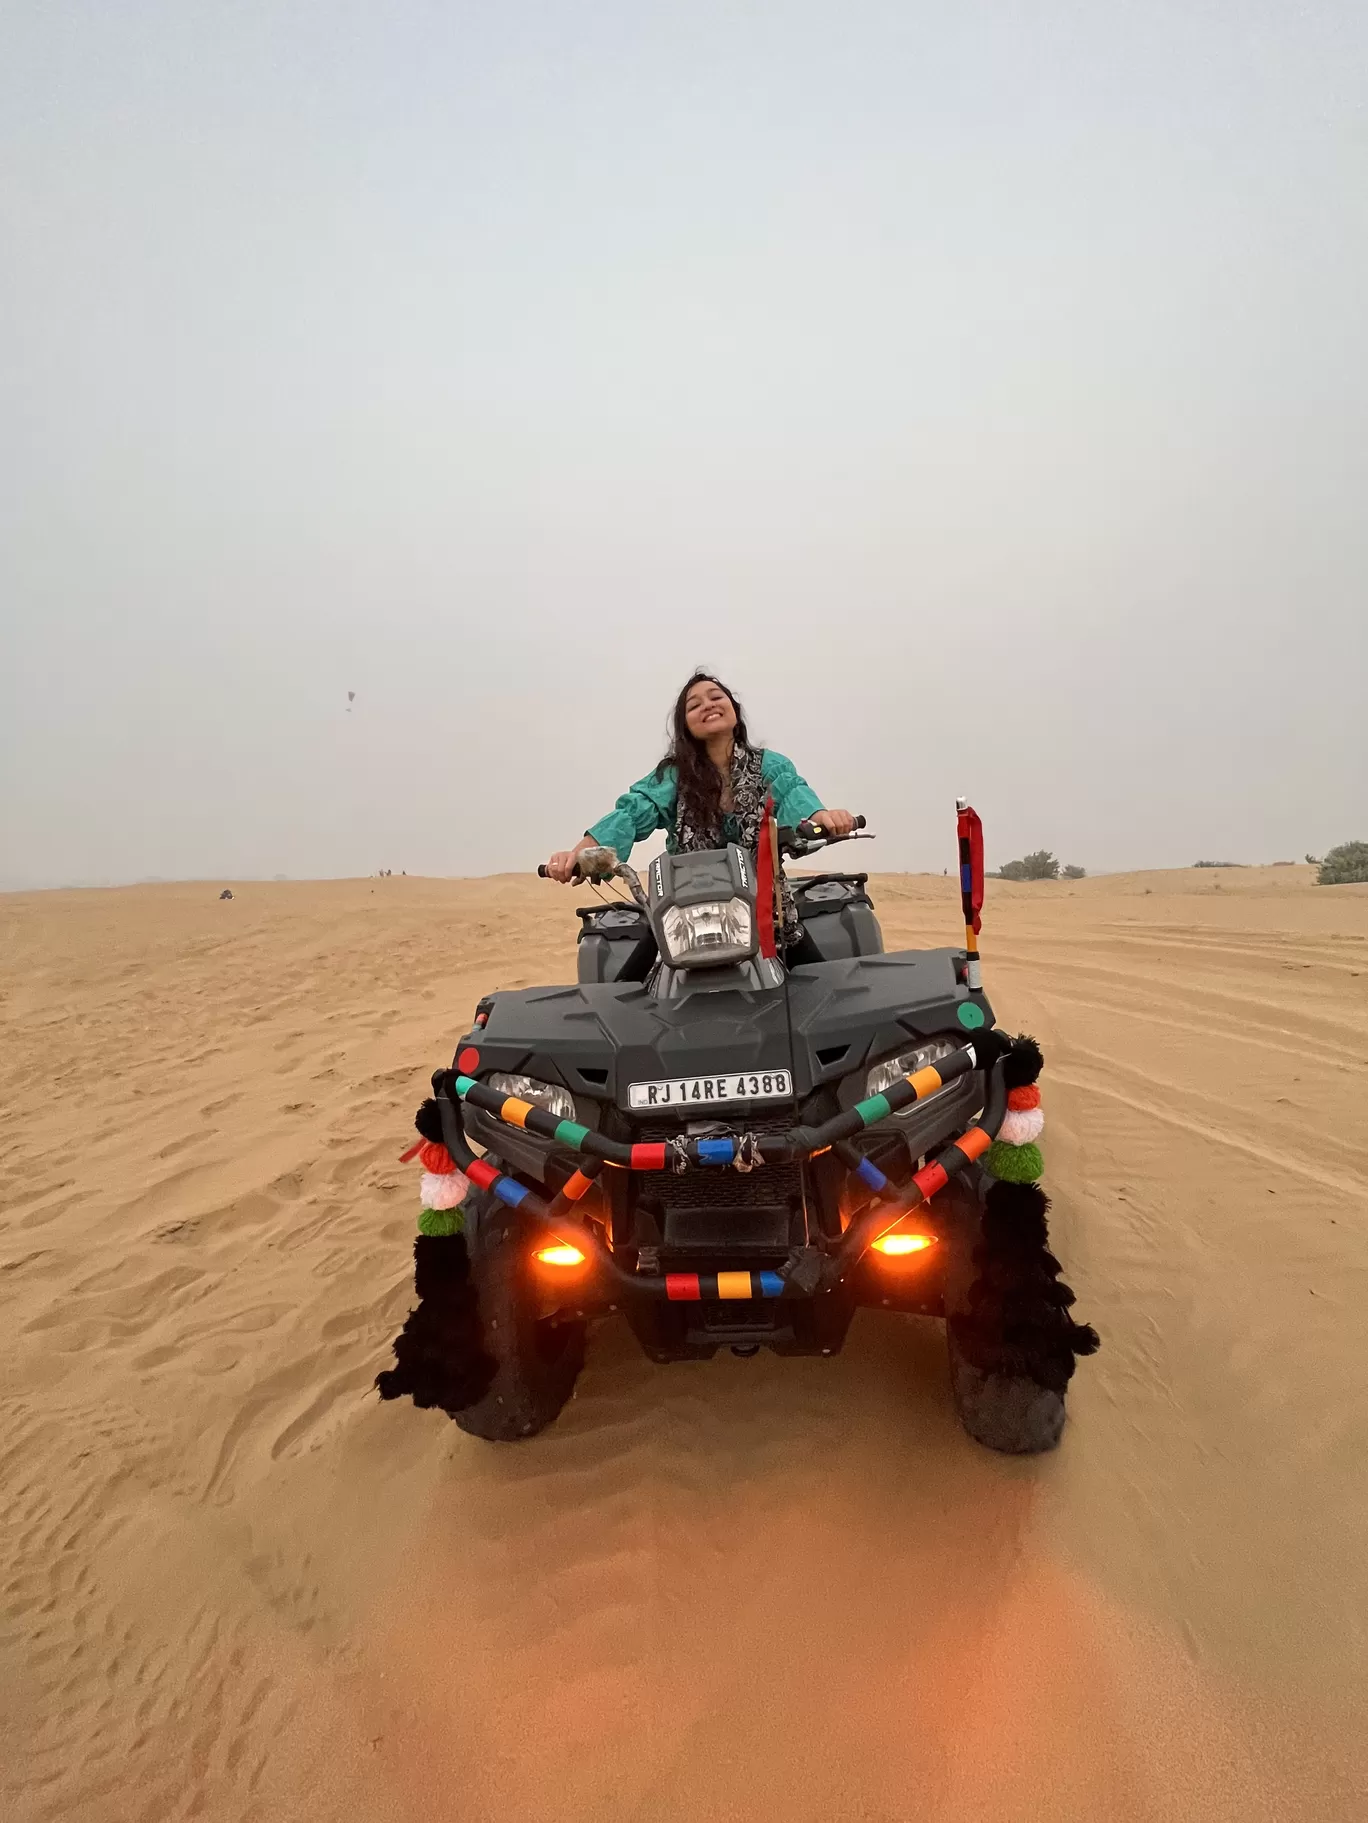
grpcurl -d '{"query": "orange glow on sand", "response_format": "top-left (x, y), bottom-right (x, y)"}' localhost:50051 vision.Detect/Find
top-left (535, 1242), bottom-right (588, 1268)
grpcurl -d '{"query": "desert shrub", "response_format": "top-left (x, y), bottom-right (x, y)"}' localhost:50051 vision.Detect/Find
top-left (1193, 860), bottom-right (1244, 869)
top-left (1062, 864), bottom-right (1086, 880)
top-left (997, 850), bottom-right (1059, 882)
top-left (1317, 841), bottom-right (1368, 886)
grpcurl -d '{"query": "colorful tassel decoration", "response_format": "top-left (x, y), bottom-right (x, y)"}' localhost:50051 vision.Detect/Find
top-left (985, 1139), bottom-right (1044, 1183)
top-left (951, 1033), bottom-right (1098, 1394)
top-left (998, 1105), bottom-right (1045, 1147)
top-left (421, 1168), bottom-right (469, 1211)
top-left (418, 1205), bottom-right (466, 1237)
top-left (416, 1140), bottom-right (457, 1175)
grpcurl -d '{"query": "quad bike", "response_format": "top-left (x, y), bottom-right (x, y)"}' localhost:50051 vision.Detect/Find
top-left (377, 806), bottom-right (1097, 1452)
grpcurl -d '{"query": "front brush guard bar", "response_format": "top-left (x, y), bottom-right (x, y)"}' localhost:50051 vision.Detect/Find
top-left (446, 1042), bottom-right (983, 1167)
top-left (434, 1048), bottom-right (1006, 1301)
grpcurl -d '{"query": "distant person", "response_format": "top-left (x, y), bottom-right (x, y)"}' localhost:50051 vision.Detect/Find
top-left (544, 672), bottom-right (854, 954)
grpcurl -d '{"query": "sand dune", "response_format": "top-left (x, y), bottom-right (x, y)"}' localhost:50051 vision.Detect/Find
top-left (2, 865), bottom-right (1366, 1822)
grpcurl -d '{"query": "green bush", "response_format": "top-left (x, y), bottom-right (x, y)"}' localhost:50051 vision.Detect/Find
top-left (1317, 841), bottom-right (1368, 886)
top-left (1062, 864), bottom-right (1086, 880)
top-left (997, 850), bottom-right (1059, 882)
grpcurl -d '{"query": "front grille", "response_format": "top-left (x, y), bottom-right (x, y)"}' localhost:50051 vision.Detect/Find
top-left (631, 1113), bottom-right (804, 1212)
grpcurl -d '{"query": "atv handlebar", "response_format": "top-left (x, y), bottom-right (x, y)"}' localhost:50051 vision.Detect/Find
top-left (782, 814), bottom-right (866, 858)
top-left (540, 846), bottom-right (650, 909)
top-left (795, 814), bottom-right (865, 840)
top-left (539, 816), bottom-right (868, 881)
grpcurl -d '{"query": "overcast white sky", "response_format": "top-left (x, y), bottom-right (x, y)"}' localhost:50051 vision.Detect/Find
top-left (2, 0), bottom-right (1365, 888)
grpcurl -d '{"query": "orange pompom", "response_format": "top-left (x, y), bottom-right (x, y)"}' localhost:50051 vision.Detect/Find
top-left (416, 1140), bottom-right (457, 1175)
top-left (1007, 1084), bottom-right (1041, 1111)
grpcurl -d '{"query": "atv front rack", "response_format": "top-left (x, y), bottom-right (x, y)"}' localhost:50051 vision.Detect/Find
top-left (433, 1043), bottom-right (1008, 1298)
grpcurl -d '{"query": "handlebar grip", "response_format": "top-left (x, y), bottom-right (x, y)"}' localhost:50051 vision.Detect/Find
top-left (537, 864), bottom-right (551, 878)
top-left (794, 814), bottom-right (866, 840)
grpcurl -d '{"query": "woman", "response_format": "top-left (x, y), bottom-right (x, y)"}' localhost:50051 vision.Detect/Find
top-left (545, 671), bottom-right (856, 893)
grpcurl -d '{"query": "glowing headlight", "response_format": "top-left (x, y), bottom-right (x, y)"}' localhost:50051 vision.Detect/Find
top-left (487, 1073), bottom-right (576, 1122)
top-left (865, 1038), bottom-right (965, 1100)
top-left (658, 897), bottom-right (754, 968)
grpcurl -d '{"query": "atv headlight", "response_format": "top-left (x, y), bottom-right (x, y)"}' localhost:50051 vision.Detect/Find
top-left (865, 1038), bottom-right (965, 1100)
top-left (658, 897), bottom-right (754, 968)
top-left (487, 1073), bottom-right (576, 1122)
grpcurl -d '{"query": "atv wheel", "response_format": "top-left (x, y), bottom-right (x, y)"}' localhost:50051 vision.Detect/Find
top-left (941, 1168), bottom-right (1067, 1455)
top-left (453, 1199), bottom-right (586, 1442)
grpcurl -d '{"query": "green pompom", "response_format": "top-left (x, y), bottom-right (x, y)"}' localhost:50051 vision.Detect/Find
top-left (985, 1140), bottom-right (1043, 1183)
top-left (418, 1205), bottom-right (466, 1237)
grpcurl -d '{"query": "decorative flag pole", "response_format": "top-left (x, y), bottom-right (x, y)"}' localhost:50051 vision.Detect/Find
top-left (755, 794), bottom-right (779, 960)
top-left (956, 798), bottom-right (984, 992)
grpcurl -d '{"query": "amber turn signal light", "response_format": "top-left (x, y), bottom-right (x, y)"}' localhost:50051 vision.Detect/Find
top-left (870, 1231), bottom-right (936, 1257)
top-left (534, 1242), bottom-right (588, 1268)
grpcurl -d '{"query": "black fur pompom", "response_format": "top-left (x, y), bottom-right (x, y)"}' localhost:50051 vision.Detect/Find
top-left (982, 1179), bottom-right (1051, 1251)
top-left (376, 1235), bottom-right (495, 1414)
top-left (950, 1174), bottom-right (1099, 1392)
top-left (965, 1029), bottom-right (1044, 1089)
top-left (414, 1098), bottom-right (445, 1145)
top-left (412, 1232), bottom-right (469, 1300)
top-left (1001, 1034), bottom-right (1045, 1090)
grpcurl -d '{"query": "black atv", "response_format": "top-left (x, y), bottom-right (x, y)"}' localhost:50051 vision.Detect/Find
top-left (378, 817), bottom-right (1097, 1453)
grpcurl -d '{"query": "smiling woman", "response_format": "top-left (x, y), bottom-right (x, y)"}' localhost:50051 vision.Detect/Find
top-left (543, 671), bottom-right (856, 888)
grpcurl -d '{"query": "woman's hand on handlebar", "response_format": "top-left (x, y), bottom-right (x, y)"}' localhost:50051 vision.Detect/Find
top-left (544, 850), bottom-right (581, 884)
top-left (813, 808), bottom-right (858, 838)
top-left (543, 834), bottom-right (597, 883)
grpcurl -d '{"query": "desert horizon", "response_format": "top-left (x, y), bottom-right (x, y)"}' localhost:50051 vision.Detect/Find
top-left (3, 855), bottom-right (1345, 894)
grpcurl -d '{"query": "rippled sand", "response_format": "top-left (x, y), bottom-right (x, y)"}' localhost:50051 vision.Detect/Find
top-left (2, 865), bottom-right (1365, 1821)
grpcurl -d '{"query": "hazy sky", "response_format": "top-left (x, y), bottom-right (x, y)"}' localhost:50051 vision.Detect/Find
top-left (3, 0), bottom-right (1365, 889)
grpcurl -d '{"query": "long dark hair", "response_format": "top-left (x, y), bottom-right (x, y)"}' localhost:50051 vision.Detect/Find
top-left (655, 670), bottom-right (752, 838)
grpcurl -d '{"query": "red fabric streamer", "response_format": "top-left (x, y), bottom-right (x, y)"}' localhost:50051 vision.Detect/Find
top-left (754, 794), bottom-right (778, 960)
top-left (399, 1138), bottom-right (457, 1173)
top-left (957, 802), bottom-right (985, 934)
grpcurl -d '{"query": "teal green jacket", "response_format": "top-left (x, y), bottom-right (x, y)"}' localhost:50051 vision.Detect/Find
top-left (586, 750), bottom-right (823, 861)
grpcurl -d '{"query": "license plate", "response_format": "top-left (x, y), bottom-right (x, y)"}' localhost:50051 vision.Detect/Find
top-left (628, 1070), bottom-right (793, 1110)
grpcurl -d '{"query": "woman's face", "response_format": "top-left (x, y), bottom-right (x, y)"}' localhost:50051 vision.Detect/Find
top-left (683, 679), bottom-right (737, 742)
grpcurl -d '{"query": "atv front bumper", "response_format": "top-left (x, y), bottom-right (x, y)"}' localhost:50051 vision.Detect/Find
top-left (433, 1043), bottom-right (1009, 1304)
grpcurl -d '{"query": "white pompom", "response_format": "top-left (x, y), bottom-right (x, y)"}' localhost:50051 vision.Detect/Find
top-left (421, 1169), bottom-right (470, 1210)
top-left (998, 1106), bottom-right (1045, 1147)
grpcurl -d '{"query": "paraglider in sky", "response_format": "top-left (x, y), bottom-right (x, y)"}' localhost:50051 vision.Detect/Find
top-left (346, 691), bottom-right (355, 713)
